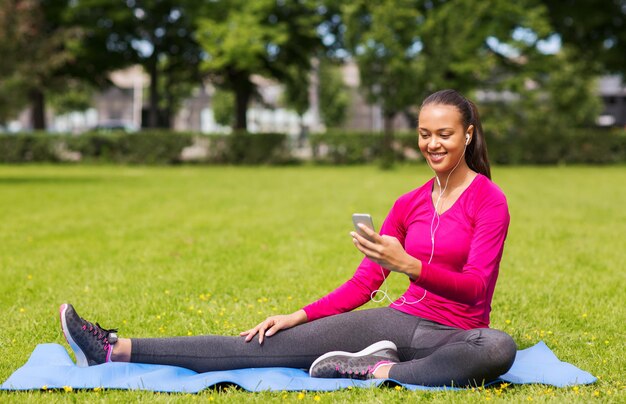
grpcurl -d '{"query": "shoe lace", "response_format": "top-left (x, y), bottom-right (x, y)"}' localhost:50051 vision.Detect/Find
top-left (335, 364), bottom-right (374, 377)
top-left (82, 321), bottom-right (118, 350)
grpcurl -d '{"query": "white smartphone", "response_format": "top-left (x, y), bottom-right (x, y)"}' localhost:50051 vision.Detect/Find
top-left (352, 213), bottom-right (376, 240)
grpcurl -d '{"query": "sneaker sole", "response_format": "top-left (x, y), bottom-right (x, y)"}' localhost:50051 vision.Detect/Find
top-left (309, 340), bottom-right (397, 376)
top-left (59, 303), bottom-right (89, 367)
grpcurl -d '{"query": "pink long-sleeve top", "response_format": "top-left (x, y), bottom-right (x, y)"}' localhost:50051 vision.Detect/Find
top-left (302, 174), bottom-right (510, 330)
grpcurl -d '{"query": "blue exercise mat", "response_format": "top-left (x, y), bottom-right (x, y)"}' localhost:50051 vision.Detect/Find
top-left (1, 341), bottom-right (595, 392)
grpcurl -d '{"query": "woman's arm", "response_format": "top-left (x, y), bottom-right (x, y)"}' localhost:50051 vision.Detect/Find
top-left (352, 196), bottom-right (510, 305)
top-left (413, 200), bottom-right (509, 304)
top-left (302, 200), bottom-right (407, 322)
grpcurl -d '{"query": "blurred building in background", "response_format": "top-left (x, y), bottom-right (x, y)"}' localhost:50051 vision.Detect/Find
top-left (598, 76), bottom-right (626, 127)
top-left (7, 65), bottom-right (625, 134)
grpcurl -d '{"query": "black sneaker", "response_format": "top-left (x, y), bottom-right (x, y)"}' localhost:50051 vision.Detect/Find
top-left (309, 340), bottom-right (400, 380)
top-left (59, 303), bottom-right (118, 367)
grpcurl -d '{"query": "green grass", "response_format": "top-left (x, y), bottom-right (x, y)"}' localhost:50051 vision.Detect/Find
top-left (0, 164), bottom-right (624, 403)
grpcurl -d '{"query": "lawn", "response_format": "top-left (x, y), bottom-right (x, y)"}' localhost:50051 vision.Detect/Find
top-left (0, 164), bottom-right (624, 402)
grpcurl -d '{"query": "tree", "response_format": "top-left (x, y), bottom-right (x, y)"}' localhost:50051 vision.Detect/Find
top-left (282, 65), bottom-right (310, 137)
top-left (343, 0), bottom-right (423, 167)
top-left (416, 0), bottom-right (553, 97)
top-left (211, 89), bottom-right (235, 127)
top-left (0, 0), bottom-right (82, 129)
top-left (66, 0), bottom-right (203, 128)
top-left (195, 0), bottom-right (325, 131)
top-left (543, 0), bottom-right (626, 75)
top-left (318, 60), bottom-right (349, 128)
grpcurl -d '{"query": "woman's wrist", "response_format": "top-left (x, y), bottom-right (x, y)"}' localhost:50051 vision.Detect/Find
top-left (402, 256), bottom-right (422, 280)
top-left (292, 309), bottom-right (308, 324)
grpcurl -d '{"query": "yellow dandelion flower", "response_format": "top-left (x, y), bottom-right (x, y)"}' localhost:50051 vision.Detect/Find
top-left (156, 315), bottom-right (161, 320)
top-left (604, 340), bottom-right (609, 345)
top-left (582, 313), bottom-right (587, 318)
top-left (298, 392), bottom-right (305, 399)
top-left (19, 308), bottom-right (25, 313)
top-left (594, 390), bottom-right (600, 397)
top-left (93, 387), bottom-right (102, 392)
top-left (41, 385), bottom-right (48, 391)
top-left (314, 395), bottom-right (321, 401)
top-left (197, 310), bottom-right (203, 315)
top-left (63, 385), bottom-right (73, 392)
top-left (27, 274), bottom-right (32, 280)
top-left (187, 330), bottom-right (193, 336)
top-left (288, 296), bottom-right (293, 300)
top-left (505, 319), bottom-right (511, 324)
top-left (164, 290), bottom-right (170, 295)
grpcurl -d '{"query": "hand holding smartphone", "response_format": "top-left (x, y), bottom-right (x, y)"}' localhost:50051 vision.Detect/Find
top-left (352, 213), bottom-right (376, 241)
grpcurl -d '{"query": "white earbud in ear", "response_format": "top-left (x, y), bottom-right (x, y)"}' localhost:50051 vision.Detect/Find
top-left (465, 133), bottom-right (471, 145)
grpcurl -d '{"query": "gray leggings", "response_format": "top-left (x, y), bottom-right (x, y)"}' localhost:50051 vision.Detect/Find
top-left (131, 307), bottom-right (516, 386)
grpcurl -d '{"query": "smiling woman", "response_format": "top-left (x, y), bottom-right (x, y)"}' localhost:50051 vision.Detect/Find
top-left (57, 89), bottom-right (517, 388)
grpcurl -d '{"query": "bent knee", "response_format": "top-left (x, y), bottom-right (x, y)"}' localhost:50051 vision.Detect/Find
top-left (481, 329), bottom-right (517, 374)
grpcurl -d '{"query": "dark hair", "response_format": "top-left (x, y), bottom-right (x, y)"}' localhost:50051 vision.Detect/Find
top-left (420, 89), bottom-right (491, 179)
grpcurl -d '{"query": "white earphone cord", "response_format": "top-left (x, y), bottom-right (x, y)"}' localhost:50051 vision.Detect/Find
top-left (370, 135), bottom-right (469, 306)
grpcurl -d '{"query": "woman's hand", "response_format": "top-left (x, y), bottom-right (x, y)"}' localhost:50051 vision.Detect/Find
top-left (351, 224), bottom-right (421, 278)
top-left (240, 309), bottom-right (308, 344)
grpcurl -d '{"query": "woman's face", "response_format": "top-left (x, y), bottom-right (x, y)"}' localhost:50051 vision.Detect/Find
top-left (418, 104), bottom-right (471, 175)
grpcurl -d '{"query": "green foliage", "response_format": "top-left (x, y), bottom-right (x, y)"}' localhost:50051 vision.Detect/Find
top-left (0, 0), bottom-right (83, 128)
top-left (66, 0), bottom-right (203, 128)
top-left (70, 131), bottom-right (194, 164)
top-left (544, 0), bottom-right (626, 75)
top-left (343, 0), bottom-right (421, 118)
top-left (319, 60), bottom-right (349, 128)
top-left (486, 128), bottom-right (626, 165)
top-left (0, 132), bottom-right (194, 164)
top-left (48, 80), bottom-right (95, 115)
top-left (282, 65), bottom-right (310, 118)
top-left (418, 0), bottom-right (552, 96)
top-left (195, 0), bottom-right (325, 130)
top-left (481, 46), bottom-right (604, 164)
top-left (310, 131), bottom-right (420, 164)
top-left (2, 127), bottom-right (625, 166)
top-left (211, 89), bottom-right (236, 127)
top-left (0, 133), bottom-right (62, 162)
top-left (208, 132), bottom-right (293, 165)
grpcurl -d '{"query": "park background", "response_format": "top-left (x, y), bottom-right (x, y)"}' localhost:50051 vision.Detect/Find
top-left (1, 0), bottom-right (625, 402)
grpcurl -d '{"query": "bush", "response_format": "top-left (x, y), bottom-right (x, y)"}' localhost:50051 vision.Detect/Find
top-left (310, 131), bottom-right (420, 164)
top-left (205, 132), bottom-right (292, 165)
top-left (0, 132), bottom-right (62, 163)
top-left (1, 128), bottom-right (624, 165)
top-left (485, 127), bottom-right (626, 165)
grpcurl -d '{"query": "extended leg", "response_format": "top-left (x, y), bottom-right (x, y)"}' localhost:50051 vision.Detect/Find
top-left (129, 307), bottom-right (420, 372)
